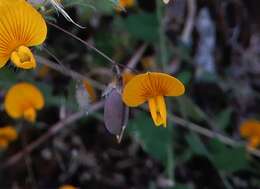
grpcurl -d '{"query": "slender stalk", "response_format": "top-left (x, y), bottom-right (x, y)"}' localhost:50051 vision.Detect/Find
top-left (156, 0), bottom-right (168, 71)
top-left (48, 22), bottom-right (137, 73)
top-left (166, 144), bottom-right (174, 181)
top-left (36, 56), bottom-right (106, 90)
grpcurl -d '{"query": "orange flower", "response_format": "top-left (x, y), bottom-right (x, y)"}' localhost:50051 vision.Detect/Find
top-left (0, 126), bottom-right (18, 149)
top-left (83, 80), bottom-right (97, 102)
top-left (59, 185), bottom-right (77, 189)
top-left (122, 72), bottom-right (185, 127)
top-left (0, 139), bottom-right (8, 149)
top-left (4, 82), bottom-right (44, 123)
top-left (118, 0), bottom-right (135, 9)
top-left (122, 71), bottom-right (135, 86)
top-left (240, 119), bottom-right (260, 148)
top-left (0, 0), bottom-right (47, 69)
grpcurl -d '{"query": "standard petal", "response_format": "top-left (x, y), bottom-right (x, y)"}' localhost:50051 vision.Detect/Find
top-left (0, 0), bottom-right (47, 62)
top-left (122, 73), bottom-right (153, 107)
top-left (4, 82), bottom-right (44, 120)
top-left (148, 72), bottom-right (185, 97)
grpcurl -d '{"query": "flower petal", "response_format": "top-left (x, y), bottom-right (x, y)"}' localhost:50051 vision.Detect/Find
top-left (147, 72), bottom-right (185, 97)
top-left (10, 46), bottom-right (36, 69)
top-left (148, 96), bottom-right (167, 127)
top-left (240, 119), bottom-right (260, 138)
top-left (4, 82), bottom-right (44, 120)
top-left (122, 73), bottom-right (153, 107)
top-left (0, 126), bottom-right (18, 141)
top-left (122, 72), bottom-right (185, 107)
top-left (23, 107), bottom-right (36, 123)
top-left (248, 136), bottom-right (260, 149)
top-left (0, 0), bottom-right (47, 66)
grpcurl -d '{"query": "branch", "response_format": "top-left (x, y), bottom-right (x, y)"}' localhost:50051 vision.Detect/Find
top-left (2, 101), bottom-right (104, 169)
top-left (47, 22), bottom-right (139, 73)
top-left (181, 0), bottom-right (196, 44)
top-left (36, 56), bottom-right (106, 90)
top-left (170, 114), bottom-right (260, 158)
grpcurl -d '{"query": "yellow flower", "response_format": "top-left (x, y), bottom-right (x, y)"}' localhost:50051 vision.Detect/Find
top-left (59, 185), bottom-right (77, 189)
top-left (122, 71), bottom-right (135, 86)
top-left (240, 119), bottom-right (260, 148)
top-left (122, 72), bottom-right (185, 127)
top-left (83, 80), bottom-right (97, 102)
top-left (118, 0), bottom-right (135, 9)
top-left (0, 126), bottom-right (18, 141)
top-left (0, 139), bottom-right (9, 149)
top-left (0, 0), bottom-right (47, 69)
top-left (0, 126), bottom-right (18, 149)
top-left (4, 82), bottom-right (44, 123)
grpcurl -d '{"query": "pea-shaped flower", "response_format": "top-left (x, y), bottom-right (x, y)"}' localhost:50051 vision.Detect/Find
top-left (0, 0), bottom-right (47, 69)
top-left (0, 126), bottom-right (18, 149)
top-left (123, 72), bottom-right (185, 127)
top-left (240, 119), bottom-right (260, 148)
top-left (118, 0), bottom-right (135, 9)
top-left (59, 185), bottom-right (77, 189)
top-left (4, 82), bottom-right (44, 123)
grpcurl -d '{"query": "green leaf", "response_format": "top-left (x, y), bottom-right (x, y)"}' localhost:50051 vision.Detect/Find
top-left (177, 71), bottom-right (192, 85)
top-left (86, 0), bottom-right (116, 14)
top-left (186, 133), bottom-right (209, 157)
top-left (124, 12), bottom-right (159, 42)
top-left (215, 108), bottom-right (233, 130)
top-left (174, 184), bottom-right (190, 189)
top-left (0, 69), bottom-right (18, 89)
top-left (209, 140), bottom-right (249, 173)
top-left (127, 112), bottom-right (172, 163)
top-left (177, 96), bottom-right (207, 122)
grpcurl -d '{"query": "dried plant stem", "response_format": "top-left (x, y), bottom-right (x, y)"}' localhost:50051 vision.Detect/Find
top-left (36, 56), bottom-right (105, 90)
top-left (156, 0), bottom-right (168, 71)
top-left (181, 0), bottom-right (196, 44)
top-left (123, 44), bottom-right (147, 72)
top-left (37, 43), bottom-right (147, 88)
top-left (48, 22), bottom-right (114, 64)
top-left (48, 22), bottom-right (138, 73)
top-left (140, 106), bottom-right (260, 158)
top-left (2, 101), bottom-right (104, 169)
top-left (21, 131), bottom-right (37, 189)
top-left (3, 102), bottom-right (260, 169)
top-left (171, 114), bottom-right (260, 157)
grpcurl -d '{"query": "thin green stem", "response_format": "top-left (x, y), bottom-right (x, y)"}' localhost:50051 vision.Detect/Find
top-left (156, 0), bottom-right (168, 71)
top-left (166, 144), bottom-right (174, 181)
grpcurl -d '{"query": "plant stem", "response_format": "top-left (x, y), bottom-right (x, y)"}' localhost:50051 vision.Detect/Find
top-left (156, 0), bottom-right (168, 71)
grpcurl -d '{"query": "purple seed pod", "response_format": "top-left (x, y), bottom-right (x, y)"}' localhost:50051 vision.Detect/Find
top-left (104, 88), bottom-right (127, 136)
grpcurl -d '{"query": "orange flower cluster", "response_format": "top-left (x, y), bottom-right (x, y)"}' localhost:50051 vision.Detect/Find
top-left (240, 120), bottom-right (260, 148)
top-left (0, 0), bottom-right (184, 137)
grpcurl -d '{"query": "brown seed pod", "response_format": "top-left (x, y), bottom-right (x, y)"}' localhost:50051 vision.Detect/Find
top-left (104, 88), bottom-right (127, 137)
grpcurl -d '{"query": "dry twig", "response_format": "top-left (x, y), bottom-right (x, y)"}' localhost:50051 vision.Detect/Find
top-left (2, 101), bottom-right (104, 169)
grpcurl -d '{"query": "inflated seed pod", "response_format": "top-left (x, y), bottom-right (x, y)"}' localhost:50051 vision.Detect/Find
top-left (104, 88), bottom-right (126, 136)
